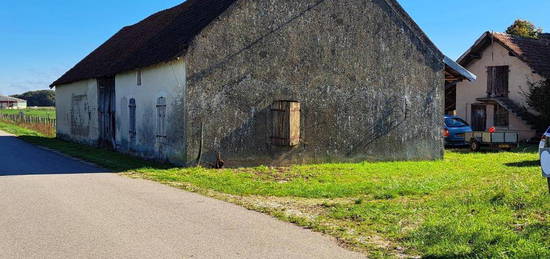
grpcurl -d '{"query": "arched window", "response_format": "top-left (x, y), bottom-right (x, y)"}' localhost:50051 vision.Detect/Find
top-left (156, 97), bottom-right (167, 140)
top-left (129, 98), bottom-right (136, 140)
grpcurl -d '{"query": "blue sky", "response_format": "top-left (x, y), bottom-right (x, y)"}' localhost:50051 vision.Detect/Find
top-left (1, 0), bottom-right (549, 95)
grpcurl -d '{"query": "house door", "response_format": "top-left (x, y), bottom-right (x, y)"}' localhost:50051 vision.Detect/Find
top-left (98, 77), bottom-right (116, 149)
top-left (471, 104), bottom-right (487, 131)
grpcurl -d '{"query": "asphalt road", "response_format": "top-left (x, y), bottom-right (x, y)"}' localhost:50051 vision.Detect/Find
top-left (0, 130), bottom-right (363, 259)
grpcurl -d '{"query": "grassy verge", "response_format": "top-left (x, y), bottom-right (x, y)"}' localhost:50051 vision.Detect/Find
top-left (0, 121), bottom-right (548, 258)
top-left (0, 107), bottom-right (55, 118)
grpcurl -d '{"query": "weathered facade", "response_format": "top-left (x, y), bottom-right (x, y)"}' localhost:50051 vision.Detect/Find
top-left (454, 32), bottom-right (550, 141)
top-left (52, 0), bottom-right (461, 166)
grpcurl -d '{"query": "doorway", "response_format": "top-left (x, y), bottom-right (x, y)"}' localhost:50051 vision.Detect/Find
top-left (98, 77), bottom-right (116, 149)
top-left (471, 104), bottom-right (487, 131)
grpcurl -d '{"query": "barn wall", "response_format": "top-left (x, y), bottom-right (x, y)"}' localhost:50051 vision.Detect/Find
top-left (183, 0), bottom-right (444, 166)
top-left (115, 59), bottom-right (187, 164)
top-left (456, 42), bottom-right (541, 140)
top-left (55, 79), bottom-right (99, 145)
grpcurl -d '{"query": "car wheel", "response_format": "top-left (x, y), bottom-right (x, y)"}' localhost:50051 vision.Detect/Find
top-left (470, 141), bottom-right (481, 152)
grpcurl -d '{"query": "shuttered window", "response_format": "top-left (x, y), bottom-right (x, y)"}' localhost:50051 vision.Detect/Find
top-left (494, 104), bottom-right (509, 127)
top-left (137, 70), bottom-right (142, 86)
top-left (271, 101), bottom-right (300, 146)
top-left (487, 66), bottom-right (509, 97)
top-left (156, 97), bottom-right (167, 139)
top-left (129, 98), bottom-right (136, 139)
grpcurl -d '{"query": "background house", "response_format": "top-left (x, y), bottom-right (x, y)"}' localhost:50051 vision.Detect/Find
top-left (453, 32), bottom-right (550, 141)
top-left (0, 95), bottom-right (27, 109)
top-left (51, 0), bottom-right (471, 166)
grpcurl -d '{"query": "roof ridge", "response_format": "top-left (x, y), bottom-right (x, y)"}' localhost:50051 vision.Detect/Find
top-left (51, 0), bottom-right (237, 86)
top-left (492, 31), bottom-right (550, 42)
top-left (381, 0), bottom-right (443, 58)
top-left (458, 31), bottom-right (550, 79)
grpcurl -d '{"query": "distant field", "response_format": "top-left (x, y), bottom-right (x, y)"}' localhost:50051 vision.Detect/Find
top-left (0, 108), bottom-right (55, 118)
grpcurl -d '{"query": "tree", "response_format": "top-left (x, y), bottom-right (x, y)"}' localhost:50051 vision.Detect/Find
top-left (525, 80), bottom-right (550, 130)
top-left (11, 90), bottom-right (55, 107)
top-left (506, 19), bottom-right (542, 39)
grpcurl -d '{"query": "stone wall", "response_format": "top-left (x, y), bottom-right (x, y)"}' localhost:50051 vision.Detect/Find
top-left (182, 0), bottom-right (445, 166)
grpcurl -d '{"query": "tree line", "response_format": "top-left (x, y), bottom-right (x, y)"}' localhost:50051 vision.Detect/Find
top-left (11, 90), bottom-right (55, 107)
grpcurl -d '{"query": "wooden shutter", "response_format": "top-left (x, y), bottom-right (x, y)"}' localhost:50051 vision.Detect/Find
top-left (495, 66), bottom-right (509, 97)
top-left (129, 98), bottom-right (136, 139)
top-left (156, 97), bottom-right (167, 139)
top-left (487, 67), bottom-right (496, 97)
top-left (487, 66), bottom-right (509, 97)
top-left (271, 101), bottom-right (301, 146)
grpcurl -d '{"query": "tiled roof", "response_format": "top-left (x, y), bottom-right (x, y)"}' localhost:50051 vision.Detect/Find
top-left (51, 0), bottom-right (237, 86)
top-left (458, 32), bottom-right (550, 79)
top-left (52, 0), bottom-right (445, 87)
top-left (493, 32), bottom-right (550, 78)
top-left (0, 95), bottom-right (26, 103)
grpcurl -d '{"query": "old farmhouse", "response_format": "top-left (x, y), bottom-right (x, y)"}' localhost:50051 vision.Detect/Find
top-left (51, 0), bottom-right (473, 166)
top-left (452, 32), bottom-right (550, 141)
top-left (0, 95), bottom-right (27, 110)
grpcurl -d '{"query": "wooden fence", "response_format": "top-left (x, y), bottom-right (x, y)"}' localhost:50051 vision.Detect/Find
top-left (0, 113), bottom-right (56, 128)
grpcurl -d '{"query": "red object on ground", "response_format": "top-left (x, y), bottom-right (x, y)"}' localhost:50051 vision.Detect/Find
top-left (489, 127), bottom-right (496, 133)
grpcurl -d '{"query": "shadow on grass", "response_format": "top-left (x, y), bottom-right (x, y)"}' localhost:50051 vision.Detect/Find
top-left (15, 135), bottom-right (178, 173)
top-left (447, 144), bottom-right (538, 154)
top-left (504, 160), bottom-right (540, 168)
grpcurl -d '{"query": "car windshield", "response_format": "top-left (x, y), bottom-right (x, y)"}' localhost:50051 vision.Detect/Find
top-left (445, 118), bottom-right (469, 128)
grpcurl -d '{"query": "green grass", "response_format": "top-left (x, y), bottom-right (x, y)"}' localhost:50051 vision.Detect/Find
top-left (0, 121), bottom-right (548, 258)
top-left (0, 108), bottom-right (55, 118)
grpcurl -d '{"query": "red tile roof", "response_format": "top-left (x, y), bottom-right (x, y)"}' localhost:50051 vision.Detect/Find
top-left (493, 33), bottom-right (550, 78)
top-left (459, 32), bottom-right (550, 79)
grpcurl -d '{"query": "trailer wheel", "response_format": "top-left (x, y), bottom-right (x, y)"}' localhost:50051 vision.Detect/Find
top-left (470, 140), bottom-right (481, 152)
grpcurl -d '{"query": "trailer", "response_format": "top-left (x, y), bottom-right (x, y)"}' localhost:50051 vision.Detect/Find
top-left (464, 131), bottom-right (519, 152)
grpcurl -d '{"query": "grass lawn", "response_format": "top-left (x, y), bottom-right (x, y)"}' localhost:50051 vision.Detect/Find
top-left (0, 121), bottom-right (548, 258)
top-left (0, 107), bottom-right (55, 118)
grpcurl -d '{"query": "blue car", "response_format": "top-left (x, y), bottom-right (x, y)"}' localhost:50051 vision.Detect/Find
top-left (539, 126), bottom-right (550, 154)
top-left (444, 115), bottom-right (473, 146)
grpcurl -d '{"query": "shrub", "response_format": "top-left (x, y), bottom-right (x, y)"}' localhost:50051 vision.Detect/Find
top-left (524, 79), bottom-right (550, 130)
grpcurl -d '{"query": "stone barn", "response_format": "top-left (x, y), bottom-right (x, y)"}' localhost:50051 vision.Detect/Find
top-left (51, 0), bottom-right (471, 166)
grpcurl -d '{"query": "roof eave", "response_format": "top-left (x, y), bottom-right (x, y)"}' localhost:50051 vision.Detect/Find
top-left (444, 56), bottom-right (477, 82)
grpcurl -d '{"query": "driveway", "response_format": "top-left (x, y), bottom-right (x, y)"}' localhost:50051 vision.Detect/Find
top-left (0, 130), bottom-right (363, 258)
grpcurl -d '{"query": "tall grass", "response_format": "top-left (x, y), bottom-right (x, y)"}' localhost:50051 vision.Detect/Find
top-left (0, 108), bottom-right (55, 118)
top-left (0, 116), bottom-right (55, 136)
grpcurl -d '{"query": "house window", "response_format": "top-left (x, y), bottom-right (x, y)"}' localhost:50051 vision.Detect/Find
top-left (156, 97), bottom-right (167, 140)
top-left (137, 70), bottom-right (142, 86)
top-left (494, 105), bottom-right (509, 127)
top-left (129, 98), bottom-right (136, 139)
top-left (487, 66), bottom-right (509, 97)
top-left (271, 100), bottom-right (301, 146)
